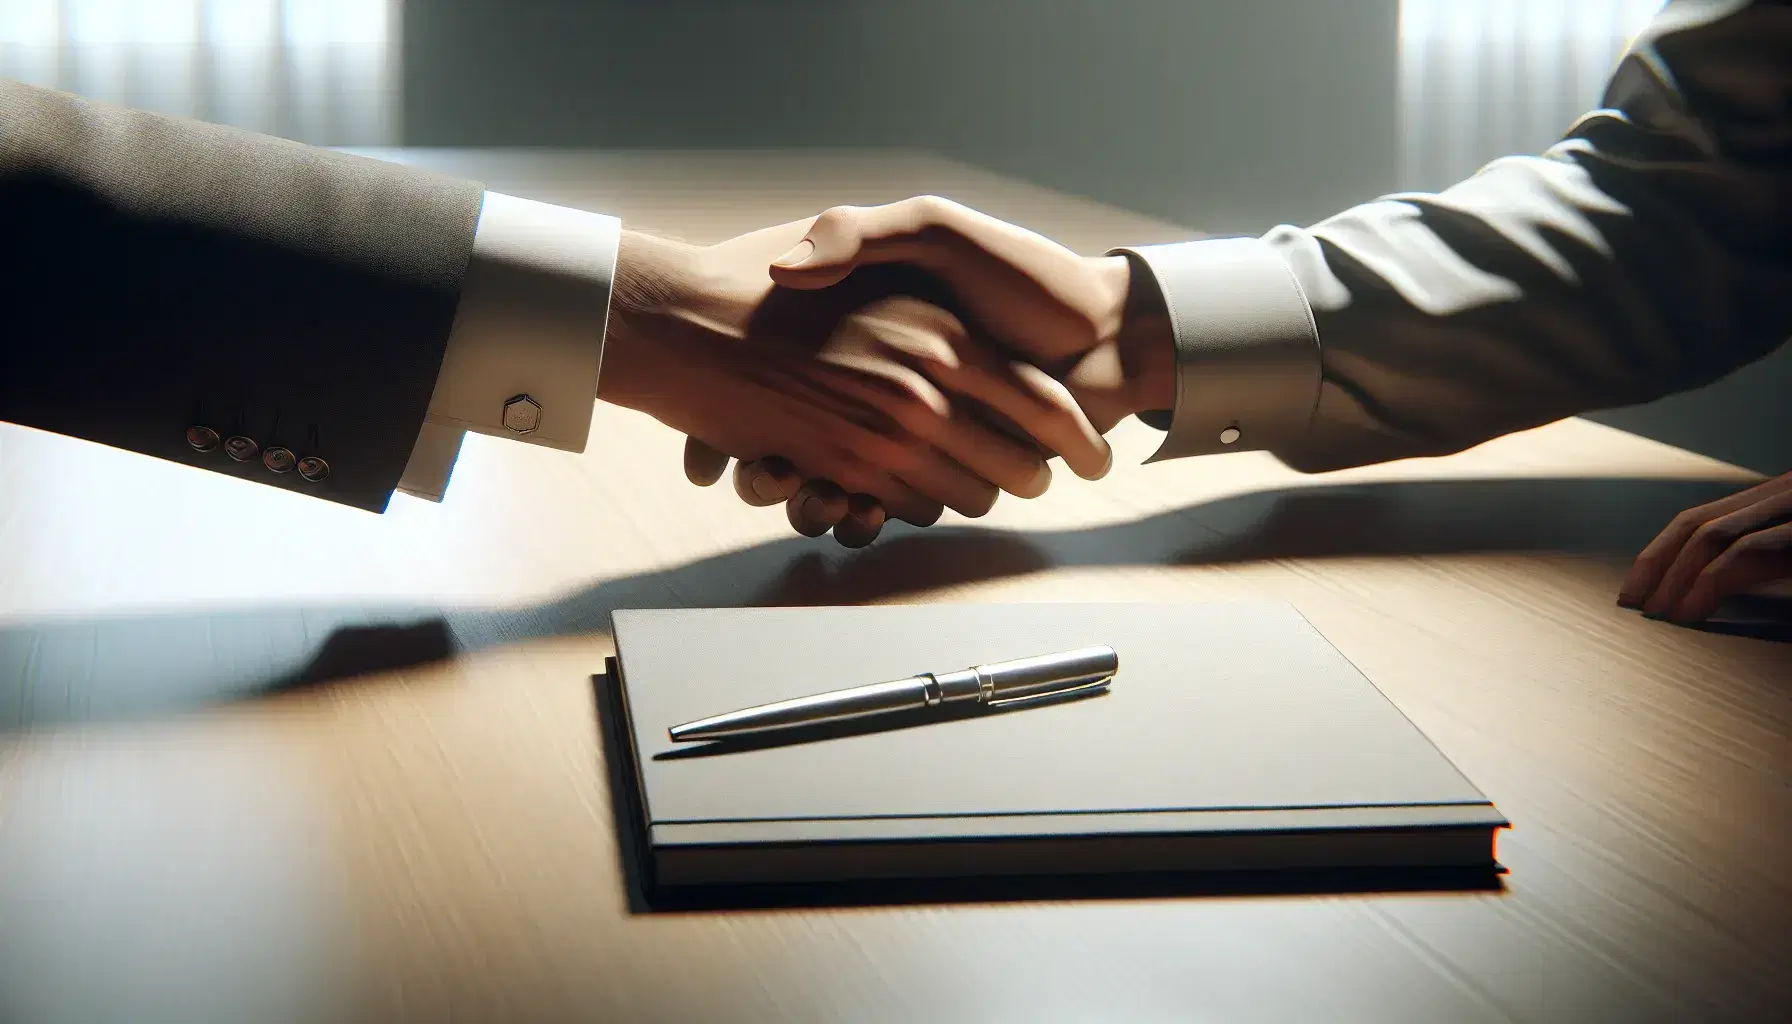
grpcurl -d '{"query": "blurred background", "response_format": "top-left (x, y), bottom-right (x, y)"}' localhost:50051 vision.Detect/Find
top-left (3, 0), bottom-right (1785, 475)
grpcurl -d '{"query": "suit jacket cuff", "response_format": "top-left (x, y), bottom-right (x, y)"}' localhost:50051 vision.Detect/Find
top-left (423, 191), bottom-right (620, 453)
top-left (1110, 237), bottom-right (1322, 462)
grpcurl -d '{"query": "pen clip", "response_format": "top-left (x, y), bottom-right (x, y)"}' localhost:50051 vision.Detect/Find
top-left (986, 674), bottom-right (1113, 709)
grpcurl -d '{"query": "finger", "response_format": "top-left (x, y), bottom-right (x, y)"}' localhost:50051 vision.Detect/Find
top-left (732, 456), bottom-right (802, 507)
top-left (1669, 521), bottom-right (1792, 622)
top-left (1640, 494), bottom-right (1792, 618)
top-left (769, 196), bottom-right (1105, 361)
top-left (893, 448), bottom-right (1001, 519)
top-left (1620, 478), bottom-right (1792, 606)
top-left (808, 351), bottom-right (1019, 514)
top-left (831, 494), bottom-right (887, 548)
top-left (832, 299), bottom-right (1065, 491)
top-left (683, 438), bottom-right (731, 486)
top-left (814, 458), bottom-right (944, 528)
top-left (787, 479), bottom-right (849, 537)
top-left (827, 298), bottom-right (1107, 484)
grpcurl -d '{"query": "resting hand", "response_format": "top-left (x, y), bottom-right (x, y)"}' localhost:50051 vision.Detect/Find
top-left (1619, 471), bottom-right (1792, 622)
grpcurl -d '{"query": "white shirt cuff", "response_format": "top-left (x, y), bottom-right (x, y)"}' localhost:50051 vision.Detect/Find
top-left (395, 422), bottom-right (465, 502)
top-left (1110, 237), bottom-right (1323, 462)
top-left (423, 191), bottom-right (621, 453)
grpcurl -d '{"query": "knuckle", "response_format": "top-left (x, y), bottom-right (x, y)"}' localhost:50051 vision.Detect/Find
top-left (1669, 507), bottom-right (1715, 532)
top-left (811, 205), bottom-right (861, 239)
top-left (1689, 519), bottom-right (1740, 553)
top-left (908, 194), bottom-right (953, 219)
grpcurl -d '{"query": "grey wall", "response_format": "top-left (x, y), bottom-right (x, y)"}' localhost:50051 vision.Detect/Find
top-left (401, 0), bottom-right (1787, 476)
top-left (401, 0), bottom-right (1399, 236)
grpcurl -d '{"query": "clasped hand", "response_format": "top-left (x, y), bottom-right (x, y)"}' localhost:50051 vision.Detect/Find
top-left (602, 194), bottom-right (1789, 625)
top-left (599, 196), bottom-right (1173, 546)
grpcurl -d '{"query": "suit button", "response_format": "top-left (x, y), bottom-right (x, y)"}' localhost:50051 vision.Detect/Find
top-left (186, 426), bottom-right (220, 452)
top-left (224, 435), bottom-right (260, 461)
top-left (297, 456), bottom-right (330, 482)
top-left (1218, 426), bottom-right (1241, 445)
top-left (502, 394), bottom-right (541, 433)
top-left (262, 446), bottom-right (296, 473)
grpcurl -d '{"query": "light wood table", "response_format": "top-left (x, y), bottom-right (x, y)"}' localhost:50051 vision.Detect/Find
top-left (1, 151), bottom-right (1787, 1024)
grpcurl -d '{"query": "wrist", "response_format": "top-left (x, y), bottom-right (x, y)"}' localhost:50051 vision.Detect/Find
top-left (1111, 254), bottom-right (1177, 416)
top-left (597, 230), bottom-right (707, 413)
top-left (1066, 255), bottom-right (1176, 423)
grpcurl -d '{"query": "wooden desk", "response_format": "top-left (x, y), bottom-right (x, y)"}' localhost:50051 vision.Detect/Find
top-left (1, 151), bottom-right (1787, 1024)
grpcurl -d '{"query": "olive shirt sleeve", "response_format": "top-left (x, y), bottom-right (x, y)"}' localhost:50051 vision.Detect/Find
top-left (1115, 0), bottom-right (1792, 473)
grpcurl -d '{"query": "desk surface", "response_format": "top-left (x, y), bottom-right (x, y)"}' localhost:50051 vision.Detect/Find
top-left (1, 151), bottom-right (1788, 1024)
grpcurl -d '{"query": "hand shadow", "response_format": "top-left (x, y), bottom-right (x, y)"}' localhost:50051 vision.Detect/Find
top-left (2, 475), bottom-right (1781, 733)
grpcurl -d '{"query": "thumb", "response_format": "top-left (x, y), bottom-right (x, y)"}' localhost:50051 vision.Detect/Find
top-left (767, 212), bottom-right (864, 289)
top-left (682, 437), bottom-right (731, 486)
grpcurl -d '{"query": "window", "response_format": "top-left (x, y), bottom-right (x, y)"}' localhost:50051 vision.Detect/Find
top-left (1398, 0), bottom-right (1664, 190)
top-left (0, 0), bottom-right (397, 144)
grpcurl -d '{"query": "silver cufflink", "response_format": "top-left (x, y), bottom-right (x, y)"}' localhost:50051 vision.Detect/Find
top-left (1219, 426), bottom-right (1242, 445)
top-left (502, 394), bottom-right (541, 434)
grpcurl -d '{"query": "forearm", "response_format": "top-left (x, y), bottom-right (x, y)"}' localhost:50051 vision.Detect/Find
top-left (1121, 0), bottom-right (1792, 473)
top-left (0, 79), bottom-right (482, 511)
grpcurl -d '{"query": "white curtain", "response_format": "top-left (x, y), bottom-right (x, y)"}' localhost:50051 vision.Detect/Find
top-left (1398, 0), bottom-right (1666, 191)
top-left (0, 0), bottom-right (397, 145)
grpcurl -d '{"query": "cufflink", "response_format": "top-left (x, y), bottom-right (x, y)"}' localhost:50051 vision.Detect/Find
top-left (1219, 426), bottom-right (1242, 445)
top-left (186, 426), bottom-right (220, 452)
top-left (224, 435), bottom-right (260, 461)
top-left (502, 394), bottom-right (541, 434)
top-left (297, 456), bottom-right (330, 482)
top-left (262, 446), bottom-right (296, 473)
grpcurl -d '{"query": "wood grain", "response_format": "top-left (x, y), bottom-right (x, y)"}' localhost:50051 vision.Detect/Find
top-left (1, 152), bottom-right (1787, 1024)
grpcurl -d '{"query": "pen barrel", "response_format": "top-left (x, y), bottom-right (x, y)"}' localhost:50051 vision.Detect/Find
top-left (668, 676), bottom-right (932, 740)
top-left (973, 645), bottom-right (1119, 703)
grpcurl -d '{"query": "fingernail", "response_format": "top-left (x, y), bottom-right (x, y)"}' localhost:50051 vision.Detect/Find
top-left (802, 496), bottom-right (829, 521)
top-left (751, 475), bottom-right (785, 502)
top-left (772, 239), bottom-right (815, 268)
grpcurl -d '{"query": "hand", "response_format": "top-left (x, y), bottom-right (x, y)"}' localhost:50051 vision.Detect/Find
top-left (686, 195), bottom-right (1178, 544)
top-left (1618, 471), bottom-right (1792, 622)
top-left (597, 219), bottom-right (1111, 533)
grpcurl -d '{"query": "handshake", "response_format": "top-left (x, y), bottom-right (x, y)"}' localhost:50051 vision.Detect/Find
top-left (596, 195), bottom-right (1179, 547)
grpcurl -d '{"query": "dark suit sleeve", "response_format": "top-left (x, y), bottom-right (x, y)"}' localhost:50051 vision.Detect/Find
top-left (1120, 0), bottom-right (1792, 471)
top-left (1, 79), bottom-right (486, 512)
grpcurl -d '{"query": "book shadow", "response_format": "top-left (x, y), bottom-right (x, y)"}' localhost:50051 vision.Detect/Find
top-left (593, 665), bottom-right (1506, 915)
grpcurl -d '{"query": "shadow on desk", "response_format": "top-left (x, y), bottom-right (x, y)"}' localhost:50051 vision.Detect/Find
top-left (2, 475), bottom-right (1785, 733)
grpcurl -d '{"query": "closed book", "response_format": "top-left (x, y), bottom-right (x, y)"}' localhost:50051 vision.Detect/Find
top-left (606, 602), bottom-right (1506, 889)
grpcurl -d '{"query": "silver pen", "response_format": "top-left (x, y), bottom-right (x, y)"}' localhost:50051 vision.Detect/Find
top-left (667, 645), bottom-right (1118, 742)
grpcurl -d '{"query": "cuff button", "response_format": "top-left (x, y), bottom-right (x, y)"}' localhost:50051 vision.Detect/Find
top-left (262, 446), bottom-right (296, 473)
top-left (1219, 427), bottom-right (1242, 445)
top-left (186, 426), bottom-right (221, 452)
top-left (502, 394), bottom-right (542, 433)
top-left (297, 456), bottom-right (330, 482)
top-left (224, 435), bottom-right (260, 461)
